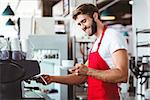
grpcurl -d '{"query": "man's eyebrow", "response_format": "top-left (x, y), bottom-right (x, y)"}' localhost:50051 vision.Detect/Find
top-left (77, 19), bottom-right (85, 25)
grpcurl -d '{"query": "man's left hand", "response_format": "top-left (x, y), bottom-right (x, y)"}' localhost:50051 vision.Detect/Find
top-left (74, 64), bottom-right (88, 76)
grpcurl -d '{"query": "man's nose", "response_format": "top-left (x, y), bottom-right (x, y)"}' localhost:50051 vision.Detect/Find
top-left (80, 24), bottom-right (86, 31)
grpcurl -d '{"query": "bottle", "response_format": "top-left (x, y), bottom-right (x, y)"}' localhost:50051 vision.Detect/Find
top-left (0, 37), bottom-right (11, 60)
top-left (10, 38), bottom-right (22, 60)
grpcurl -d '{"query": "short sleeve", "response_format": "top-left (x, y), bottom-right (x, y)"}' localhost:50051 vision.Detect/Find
top-left (107, 29), bottom-right (128, 54)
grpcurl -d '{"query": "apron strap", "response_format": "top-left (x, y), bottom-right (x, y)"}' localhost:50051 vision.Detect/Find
top-left (97, 26), bottom-right (107, 51)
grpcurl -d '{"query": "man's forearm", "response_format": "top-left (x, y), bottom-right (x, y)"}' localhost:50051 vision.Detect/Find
top-left (51, 73), bottom-right (87, 85)
top-left (87, 68), bottom-right (128, 83)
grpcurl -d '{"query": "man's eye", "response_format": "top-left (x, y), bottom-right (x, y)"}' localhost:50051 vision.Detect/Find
top-left (82, 19), bottom-right (86, 23)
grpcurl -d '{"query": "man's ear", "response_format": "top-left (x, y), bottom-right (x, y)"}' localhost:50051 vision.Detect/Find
top-left (93, 12), bottom-right (98, 21)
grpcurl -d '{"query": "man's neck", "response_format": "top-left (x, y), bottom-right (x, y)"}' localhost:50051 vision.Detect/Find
top-left (95, 20), bottom-right (104, 38)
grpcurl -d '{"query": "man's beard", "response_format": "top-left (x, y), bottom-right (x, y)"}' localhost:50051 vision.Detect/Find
top-left (89, 20), bottom-right (97, 36)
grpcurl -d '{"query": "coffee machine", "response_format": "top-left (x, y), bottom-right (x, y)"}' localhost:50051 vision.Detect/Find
top-left (0, 60), bottom-right (40, 100)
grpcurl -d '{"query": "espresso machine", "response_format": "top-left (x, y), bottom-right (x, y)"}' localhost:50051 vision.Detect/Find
top-left (0, 60), bottom-right (41, 100)
top-left (0, 36), bottom-right (44, 99)
top-left (0, 34), bottom-right (69, 100)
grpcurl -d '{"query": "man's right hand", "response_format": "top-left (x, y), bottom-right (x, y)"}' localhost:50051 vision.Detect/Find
top-left (32, 74), bottom-right (53, 85)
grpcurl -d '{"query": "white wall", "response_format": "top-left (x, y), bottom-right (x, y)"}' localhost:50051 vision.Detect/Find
top-left (133, 0), bottom-right (149, 29)
top-left (147, 0), bottom-right (150, 27)
top-left (52, 1), bottom-right (63, 16)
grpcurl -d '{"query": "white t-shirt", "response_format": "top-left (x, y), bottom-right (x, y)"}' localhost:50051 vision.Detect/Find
top-left (91, 27), bottom-right (128, 69)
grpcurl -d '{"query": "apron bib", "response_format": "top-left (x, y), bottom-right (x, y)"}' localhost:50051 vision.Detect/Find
top-left (88, 27), bottom-right (120, 100)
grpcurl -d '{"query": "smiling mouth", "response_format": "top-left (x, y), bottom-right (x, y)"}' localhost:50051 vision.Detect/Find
top-left (84, 26), bottom-right (90, 31)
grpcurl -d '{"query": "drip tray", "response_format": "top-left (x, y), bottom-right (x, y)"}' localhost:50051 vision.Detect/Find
top-left (24, 90), bottom-right (52, 100)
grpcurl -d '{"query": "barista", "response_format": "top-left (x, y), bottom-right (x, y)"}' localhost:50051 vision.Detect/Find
top-left (36, 3), bottom-right (128, 100)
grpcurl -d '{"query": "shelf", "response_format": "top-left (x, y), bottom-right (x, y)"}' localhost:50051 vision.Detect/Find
top-left (137, 43), bottom-right (150, 47)
top-left (39, 59), bottom-right (61, 65)
top-left (136, 29), bottom-right (150, 33)
top-left (136, 28), bottom-right (150, 59)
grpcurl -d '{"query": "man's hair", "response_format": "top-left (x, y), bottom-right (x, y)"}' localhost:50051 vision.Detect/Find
top-left (73, 3), bottom-right (100, 20)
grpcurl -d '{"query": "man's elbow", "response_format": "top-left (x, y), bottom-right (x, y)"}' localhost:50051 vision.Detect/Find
top-left (115, 68), bottom-right (128, 83)
top-left (121, 71), bottom-right (128, 83)
top-left (122, 76), bottom-right (128, 83)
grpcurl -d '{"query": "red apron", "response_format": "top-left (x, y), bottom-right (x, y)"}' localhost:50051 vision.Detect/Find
top-left (88, 27), bottom-right (120, 100)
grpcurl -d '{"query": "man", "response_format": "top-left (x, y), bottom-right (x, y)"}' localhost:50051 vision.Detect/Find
top-left (36, 3), bottom-right (128, 100)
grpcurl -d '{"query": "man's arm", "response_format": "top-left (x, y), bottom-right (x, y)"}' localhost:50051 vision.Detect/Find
top-left (51, 73), bottom-right (87, 85)
top-left (38, 73), bottom-right (87, 85)
top-left (76, 49), bottom-right (128, 83)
